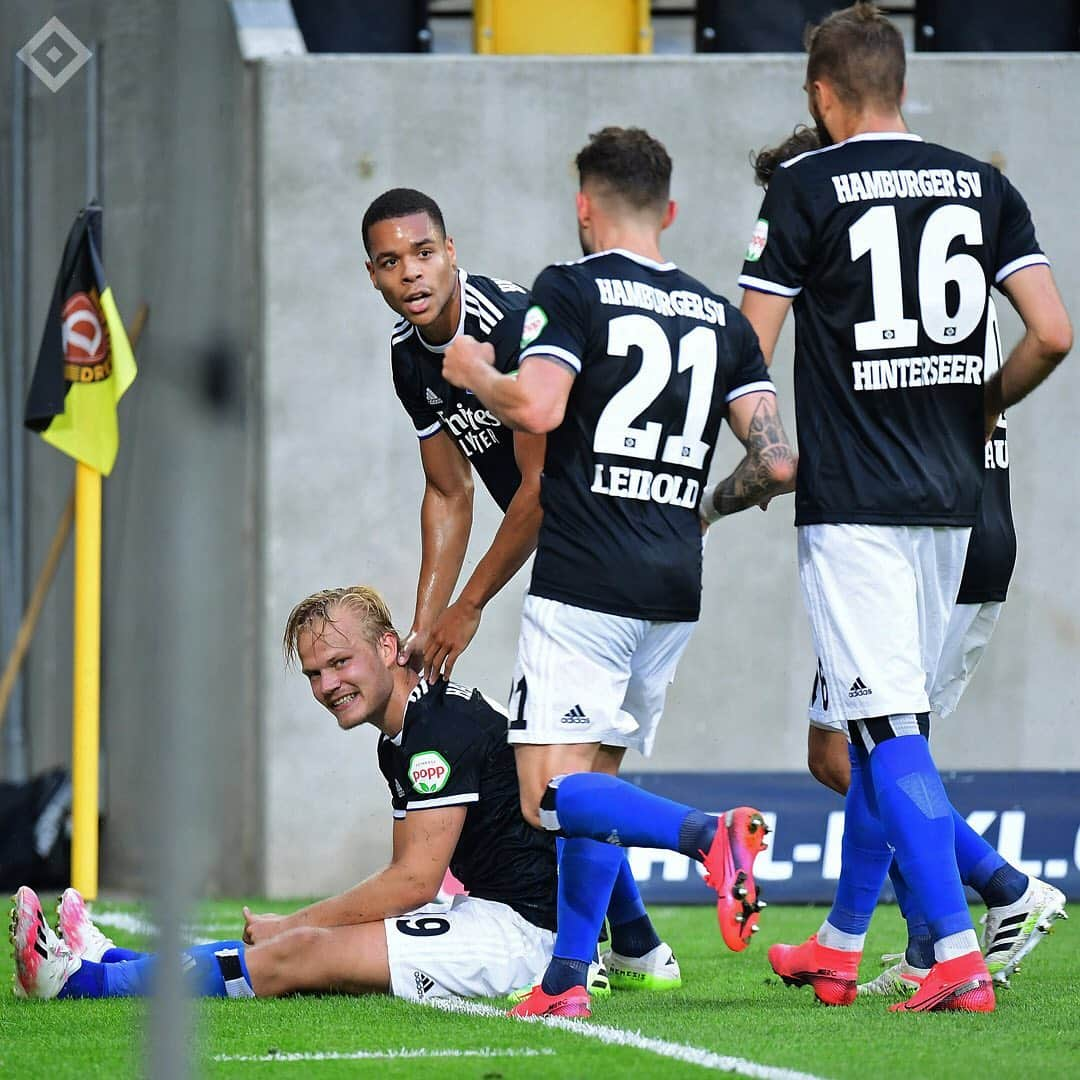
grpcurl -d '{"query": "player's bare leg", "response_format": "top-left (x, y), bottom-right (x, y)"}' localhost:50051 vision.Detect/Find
top-left (244, 923), bottom-right (390, 997)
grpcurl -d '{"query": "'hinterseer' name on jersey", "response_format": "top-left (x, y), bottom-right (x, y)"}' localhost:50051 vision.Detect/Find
top-left (590, 464), bottom-right (700, 508)
top-left (853, 353), bottom-right (983, 392)
top-left (595, 278), bottom-right (727, 325)
top-left (832, 168), bottom-right (983, 205)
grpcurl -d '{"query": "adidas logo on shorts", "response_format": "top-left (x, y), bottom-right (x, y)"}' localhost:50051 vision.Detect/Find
top-left (414, 970), bottom-right (436, 998)
top-left (560, 705), bottom-right (590, 725)
top-left (425, 388), bottom-right (443, 406)
top-left (848, 677), bottom-right (873, 698)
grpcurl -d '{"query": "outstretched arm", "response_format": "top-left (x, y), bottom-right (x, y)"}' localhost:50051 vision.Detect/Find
top-left (398, 433), bottom-right (474, 669)
top-left (699, 390), bottom-right (797, 522)
top-left (424, 432), bottom-right (545, 682)
top-left (442, 335), bottom-right (574, 433)
top-left (244, 807), bottom-right (465, 944)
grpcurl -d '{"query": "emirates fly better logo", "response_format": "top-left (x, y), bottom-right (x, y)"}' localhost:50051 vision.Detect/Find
top-left (17, 17), bottom-right (92, 93)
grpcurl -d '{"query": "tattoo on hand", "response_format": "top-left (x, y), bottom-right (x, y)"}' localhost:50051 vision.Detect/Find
top-left (710, 395), bottom-right (797, 517)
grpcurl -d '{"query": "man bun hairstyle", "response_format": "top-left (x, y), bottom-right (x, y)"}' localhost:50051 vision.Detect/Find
top-left (362, 188), bottom-right (446, 254)
top-left (283, 585), bottom-right (399, 665)
top-left (575, 126), bottom-right (672, 213)
top-left (752, 125), bottom-right (821, 187)
top-left (805, 2), bottom-right (905, 112)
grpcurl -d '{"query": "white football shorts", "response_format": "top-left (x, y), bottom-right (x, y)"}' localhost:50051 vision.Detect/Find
top-left (507, 594), bottom-right (696, 757)
top-left (384, 892), bottom-right (554, 1002)
top-left (802, 523), bottom-right (971, 730)
top-left (928, 600), bottom-right (1003, 720)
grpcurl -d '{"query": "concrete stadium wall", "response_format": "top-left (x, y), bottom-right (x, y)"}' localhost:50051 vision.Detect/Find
top-left (256, 53), bottom-right (1080, 896)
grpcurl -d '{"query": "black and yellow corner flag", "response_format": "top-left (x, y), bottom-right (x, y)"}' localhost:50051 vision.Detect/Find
top-left (24, 204), bottom-right (136, 476)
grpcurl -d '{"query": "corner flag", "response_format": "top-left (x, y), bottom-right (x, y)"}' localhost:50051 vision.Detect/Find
top-left (24, 204), bottom-right (136, 476)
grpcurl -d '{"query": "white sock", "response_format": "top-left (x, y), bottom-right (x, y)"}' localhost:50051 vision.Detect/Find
top-left (933, 929), bottom-right (980, 963)
top-left (817, 919), bottom-right (865, 953)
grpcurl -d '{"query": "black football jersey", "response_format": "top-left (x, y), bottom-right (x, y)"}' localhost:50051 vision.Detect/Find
top-left (377, 678), bottom-right (557, 931)
top-left (958, 298), bottom-right (1015, 604)
top-left (391, 270), bottom-right (530, 511)
top-left (520, 249), bottom-right (774, 621)
top-left (738, 132), bottom-right (1047, 527)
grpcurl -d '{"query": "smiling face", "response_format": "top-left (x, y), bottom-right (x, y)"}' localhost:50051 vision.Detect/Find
top-left (297, 607), bottom-right (398, 732)
top-left (365, 212), bottom-right (460, 344)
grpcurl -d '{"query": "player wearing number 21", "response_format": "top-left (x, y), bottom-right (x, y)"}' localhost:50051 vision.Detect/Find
top-left (738, 3), bottom-right (1071, 1013)
top-left (443, 126), bottom-right (797, 1018)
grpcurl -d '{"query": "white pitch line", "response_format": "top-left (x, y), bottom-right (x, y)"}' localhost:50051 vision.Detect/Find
top-left (427, 997), bottom-right (830, 1080)
top-left (212, 1048), bottom-right (555, 1063)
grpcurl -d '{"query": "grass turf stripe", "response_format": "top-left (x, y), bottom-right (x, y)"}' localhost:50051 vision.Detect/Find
top-left (212, 1048), bottom-right (555, 1062)
top-left (427, 997), bottom-right (830, 1080)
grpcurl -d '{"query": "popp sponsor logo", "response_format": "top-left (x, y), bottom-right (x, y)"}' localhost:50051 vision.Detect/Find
top-left (408, 750), bottom-right (451, 794)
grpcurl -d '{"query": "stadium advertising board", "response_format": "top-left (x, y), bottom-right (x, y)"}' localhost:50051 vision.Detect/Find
top-left (623, 771), bottom-right (1080, 904)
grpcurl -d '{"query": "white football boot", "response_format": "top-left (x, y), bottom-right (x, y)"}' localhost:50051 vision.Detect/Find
top-left (57, 887), bottom-right (116, 963)
top-left (981, 877), bottom-right (1067, 985)
top-left (856, 952), bottom-right (927, 998)
top-left (10, 886), bottom-right (81, 999)
top-left (604, 941), bottom-right (682, 991)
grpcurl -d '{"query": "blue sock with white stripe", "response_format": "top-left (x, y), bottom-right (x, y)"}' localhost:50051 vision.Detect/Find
top-left (543, 838), bottom-right (623, 995)
top-left (58, 941), bottom-right (252, 999)
top-left (820, 744), bottom-right (892, 947)
top-left (868, 730), bottom-right (974, 947)
top-left (550, 772), bottom-right (716, 859)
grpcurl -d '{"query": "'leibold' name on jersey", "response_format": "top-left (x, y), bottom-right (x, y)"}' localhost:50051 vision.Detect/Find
top-left (832, 168), bottom-right (984, 204)
top-left (588, 277), bottom-right (726, 509)
top-left (594, 278), bottom-right (727, 325)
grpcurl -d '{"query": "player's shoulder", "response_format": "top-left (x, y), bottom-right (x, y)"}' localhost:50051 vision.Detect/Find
top-left (401, 679), bottom-right (503, 748)
top-left (462, 271), bottom-right (531, 314)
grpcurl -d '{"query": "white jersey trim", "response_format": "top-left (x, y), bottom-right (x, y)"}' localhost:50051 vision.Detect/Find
top-left (559, 248), bottom-right (678, 273)
top-left (726, 380), bottom-right (776, 404)
top-left (416, 421), bottom-right (442, 439)
top-left (995, 252), bottom-right (1050, 285)
top-left (519, 344), bottom-right (582, 374)
top-left (780, 130), bottom-right (924, 170)
top-left (465, 283), bottom-right (504, 324)
top-left (405, 792), bottom-right (480, 811)
top-left (738, 274), bottom-right (802, 298)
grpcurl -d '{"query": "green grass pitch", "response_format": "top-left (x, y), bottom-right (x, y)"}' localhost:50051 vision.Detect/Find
top-left (1, 899), bottom-right (1074, 1078)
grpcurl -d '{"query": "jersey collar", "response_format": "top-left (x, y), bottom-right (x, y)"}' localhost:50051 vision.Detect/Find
top-left (389, 676), bottom-right (433, 745)
top-left (416, 268), bottom-right (469, 355)
top-left (577, 248), bottom-right (677, 273)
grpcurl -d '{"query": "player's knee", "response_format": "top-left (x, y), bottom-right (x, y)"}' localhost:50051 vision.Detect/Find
top-left (519, 793), bottom-right (543, 830)
top-left (807, 731), bottom-right (849, 796)
top-left (520, 773), bottom-right (567, 832)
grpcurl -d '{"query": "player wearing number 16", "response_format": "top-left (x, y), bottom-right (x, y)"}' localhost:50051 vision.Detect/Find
top-left (738, 3), bottom-right (1072, 1013)
top-left (443, 126), bottom-right (797, 1018)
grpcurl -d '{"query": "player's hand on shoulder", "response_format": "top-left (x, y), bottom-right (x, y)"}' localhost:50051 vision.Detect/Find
top-left (242, 905), bottom-right (289, 946)
top-left (397, 629), bottom-right (427, 671)
top-left (424, 599), bottom-right (482, 684)
top-left (443, 334), bottom-right (495, 389)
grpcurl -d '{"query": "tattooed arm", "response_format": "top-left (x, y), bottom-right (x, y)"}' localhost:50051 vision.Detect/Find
top-left (699, 391), bottom-right (797, 523)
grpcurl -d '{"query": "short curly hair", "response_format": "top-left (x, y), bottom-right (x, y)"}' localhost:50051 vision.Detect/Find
top-left (283, 586), bottom-right (399, 666)
top-left (575, 127), bottom-right (672, 212)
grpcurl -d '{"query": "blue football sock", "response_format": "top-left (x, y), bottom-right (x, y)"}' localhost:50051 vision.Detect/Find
top-left (607, 853), bottom-right (661, 957)
top-left (888, 861), bottom-right (933, 969)
top-left (868, 729), bottom-right (972, 945)
top-left (59, 941), bottom-right (252, 999)
top-left (100, 946), bottom-right (146, 963)
top-left (826, 744), bottom-right (893, 939)
top-left (953, 809), bottom-right (1028, 906)
top-left (551, 772), bottom-right (716, 860)
top-left (543, 838), bottom-right (623, 995)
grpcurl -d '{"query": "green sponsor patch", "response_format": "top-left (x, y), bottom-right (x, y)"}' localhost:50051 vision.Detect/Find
top-left (745, 217), bottom-right (769, 262)
top-left (520, 305), bottom-right (548, 348)
top-left (408, 750), bottom-right (451, 794)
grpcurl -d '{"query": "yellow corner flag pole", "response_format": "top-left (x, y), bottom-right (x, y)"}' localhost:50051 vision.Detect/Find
top-left (71, 461), bottom-right (102, 898)
top-left (69, 302), bottom-right (146, 900)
